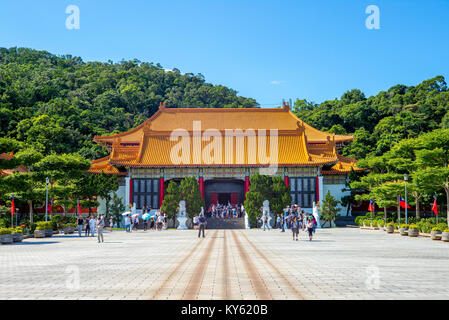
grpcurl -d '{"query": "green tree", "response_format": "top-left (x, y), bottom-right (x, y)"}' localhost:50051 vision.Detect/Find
top-left (110, 192), bottom-right (125, 228)
top-left (320, 191), bottom-right (342, 227)
top-left (180, 177), bottom-right (204, 219)
top-left (161, 180), bottom-right (182, 222)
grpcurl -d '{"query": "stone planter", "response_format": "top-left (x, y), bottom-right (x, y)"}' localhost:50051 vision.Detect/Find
top-left (12, 233), bottom-right (23, 242)
top-left (430, 230), bottom-right (442, 240)
top-left (1, 234), bottom-right (13, 244)
top-left (442, 232), bottom-right (449, 242)
top-left (399, 228), bottom-right (408, 236)
top-left (62, 227), bottom-right (74, 234)
top-left (386, 226), bottom-right (394, 233)
top-left (44, 229), bottom-right (53, 237)
top-left (34, 229), bottom-right (46, 238)
top-left (408, 228), bottom-right (419, 237)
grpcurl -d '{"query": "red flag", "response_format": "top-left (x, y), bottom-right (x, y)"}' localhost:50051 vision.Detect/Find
top-left (432, 195), bottom-right (438, 216)
top-left (399, 197), bottom-right (411, 209)
top-left (77, 199), bottom-right (82, 214)
top-left (368, 200), bottom-right (374, 212)
top-left (11, 195), bottom-right (15, 216)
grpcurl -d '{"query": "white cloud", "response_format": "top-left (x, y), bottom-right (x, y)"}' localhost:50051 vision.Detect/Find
top-left (270, 80), bottom-right (284, 85)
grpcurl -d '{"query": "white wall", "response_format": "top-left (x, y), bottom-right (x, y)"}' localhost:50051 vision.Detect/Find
top-left (97, 183), bottom-right (126, 216)
top-left (322, 183), bottom-right (351, 216)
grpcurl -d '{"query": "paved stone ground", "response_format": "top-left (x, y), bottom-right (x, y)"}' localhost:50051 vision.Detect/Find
top-left (1, 227), bottom-right (449, 300)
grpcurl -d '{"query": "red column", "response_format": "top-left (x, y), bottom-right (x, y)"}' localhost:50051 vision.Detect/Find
top-left (244, 176), bottom-right (250, 200)
top-left (159, 177), bottom-right (164, 207)
top-left (284, 176), bottom-right (289, 188)
top-left (199, 176), bottom-right (204, 199)
top-left (316, 176), bottom-right (319, 203)
top-left (129, 178), bottom-right (133, 206)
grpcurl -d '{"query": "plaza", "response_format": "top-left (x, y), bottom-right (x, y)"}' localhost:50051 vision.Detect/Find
top-left (1, 227), bottom-right (448, 300)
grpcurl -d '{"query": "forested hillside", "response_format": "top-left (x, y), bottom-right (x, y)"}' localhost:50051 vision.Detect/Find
top-left (293, 76), bottom-right (449, 160)
top-left (0, 47), bottom-right (258, 159)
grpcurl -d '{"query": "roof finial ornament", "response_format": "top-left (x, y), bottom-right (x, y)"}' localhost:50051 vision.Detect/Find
top-left (296, 120), bottom-right (305, 135)
top-left (159, 101), bottom-right (166, 110)
top-left (282, 100), bottom-right (290, 111)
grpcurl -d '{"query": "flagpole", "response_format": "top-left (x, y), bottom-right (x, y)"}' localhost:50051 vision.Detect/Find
top-left (45, 177), bottom-right (49, 222)
top-left (404, 174), bottom-right (408, 225)
top-left (436, 193), bottom-right (438, 224)
top-left (11, 194), bottom-right (13, 228)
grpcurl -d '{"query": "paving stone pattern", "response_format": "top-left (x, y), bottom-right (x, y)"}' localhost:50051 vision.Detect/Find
top-left (1, 228), bottom-right (449, 300)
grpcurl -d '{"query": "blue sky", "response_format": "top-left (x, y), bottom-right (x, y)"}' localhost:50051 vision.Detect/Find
top-left (1, 0), bottom-right (448, 107)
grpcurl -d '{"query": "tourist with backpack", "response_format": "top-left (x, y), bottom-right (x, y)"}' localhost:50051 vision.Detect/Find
top-left (307, 216), bottom-right (314, 241)
top-left (291, 216), bottom-right (300, 241)
top-left (198, 214), bottom-right (206, 238)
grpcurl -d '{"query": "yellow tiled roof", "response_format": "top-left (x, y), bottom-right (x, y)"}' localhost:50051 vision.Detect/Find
top-left (87, 156), bottom-right (126, 175)
top-left (322, 155), bottom-right (365, 174)
top-left (90, 104), bottom-right (354, 169)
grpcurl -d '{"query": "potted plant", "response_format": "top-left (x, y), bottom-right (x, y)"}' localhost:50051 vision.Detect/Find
top-left (399, 224), bottom-right (409, 236)
top-left (377, 220), bottom-right (385, 231)
top-left (0, 228), bottom-right (13, 244)
top-left (34, 222), bottom-right (46, 238)
top-left (408, 224), bottom-right (419, 237)
top-left (12, 227), bottom-right (24, 242)
top-left (430, 227), bottom-right (442, 240)
top-left (62, 223), bottom-right (76, 234)
top-left (43, 222), bottom-right (53, 237)
top-left (442, 229), bottom-right (449, 242)
top-left (371, 220), bottom-right (378, 230)
top-left (386, 222), bottom-right (395, 233)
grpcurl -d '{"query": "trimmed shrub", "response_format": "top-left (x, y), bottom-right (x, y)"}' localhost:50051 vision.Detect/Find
top-left (0, 228), bottom-right (12, 235)
top-left (12, 227), bottom-right (23, 234)
top-left (400, 224), bottom-right (409, 229)
top-left (409, 224), bottom-right (419, 230)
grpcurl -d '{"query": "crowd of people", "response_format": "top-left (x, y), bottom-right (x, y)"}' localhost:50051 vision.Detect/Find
top-left (76, 214), bottom-right (107, 243)
top-left (123, 206), bottom-right (168, 232)
top-left (260, 204), bottom-right (318, 241)
top-left (206, 202), bottom-right (245, 219)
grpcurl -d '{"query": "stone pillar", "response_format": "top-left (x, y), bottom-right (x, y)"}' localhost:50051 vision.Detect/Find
top-left (199, 176), bottom-right (204, 198)
top-left (125, 176), bottom-right (131, 209)
top-left (318, 175), bottom-right (324, 205)
top-left (159, 177), bottom-right (164, 208)
top-left (244, 176), bottom-right (250, 200)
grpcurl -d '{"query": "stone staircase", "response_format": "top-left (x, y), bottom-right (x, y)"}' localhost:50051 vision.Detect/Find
top-left (335, 216), bottom-right (357, 227)
top-left (205, 217), bottom-right (246, 229)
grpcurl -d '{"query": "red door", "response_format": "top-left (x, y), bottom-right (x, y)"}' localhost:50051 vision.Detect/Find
top-left (210, 193), bottom-right (218, 205)
top-left (230, 193), bottom-right (239, 207)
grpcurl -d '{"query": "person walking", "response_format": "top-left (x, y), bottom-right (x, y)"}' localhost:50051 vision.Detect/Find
top-left (198, 214), bottom-right (206, 238)
top-left (89, 216), bottom-right (96, 237)
top-left (77, 215), bottom-right (84, 237)
top-left (124, 215), bottom-right (131, 232)
top-left (96, 217), bottom-right (105, 243)
top-left (143, 217), bottom-right (148, 231)
top-left (291, 216), bottom-right (300, 241)
top-left (262, 214), bottom-right (269, 231)
top-left (85, 215), bottom-right (90, 237)
top-left (109, 216), bottom-right (114, 232)
top-left (307, 216), bottom-right (314, 241)
top-left (312, 215), bottom-right (317, 234)
top-left (193, 215), bottom-right (199, 230)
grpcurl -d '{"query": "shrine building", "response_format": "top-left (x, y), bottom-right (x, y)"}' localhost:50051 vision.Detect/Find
top-left (88, 102), bottom-right (362, 214)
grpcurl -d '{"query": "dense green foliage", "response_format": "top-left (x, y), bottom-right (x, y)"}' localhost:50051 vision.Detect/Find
top-left (244, 174), bottom-right (291, 227)
top-left (293, 76), bottom-right (449, 159)
top-left (161, 180), bottom-right (182, 221)
top-left (179, 177), bottom-right (204, 219)
top-left (0, 47), bottom-right (258, 159)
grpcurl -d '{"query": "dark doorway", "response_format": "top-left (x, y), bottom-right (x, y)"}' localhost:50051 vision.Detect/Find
top-left (204, 179), bottom-right (244, 209)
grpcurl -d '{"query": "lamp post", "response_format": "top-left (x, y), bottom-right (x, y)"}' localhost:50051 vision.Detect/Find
top-left (404, 174), bottom-right (408, 225)
top-left (45, 177), bottom-right (49, 222)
